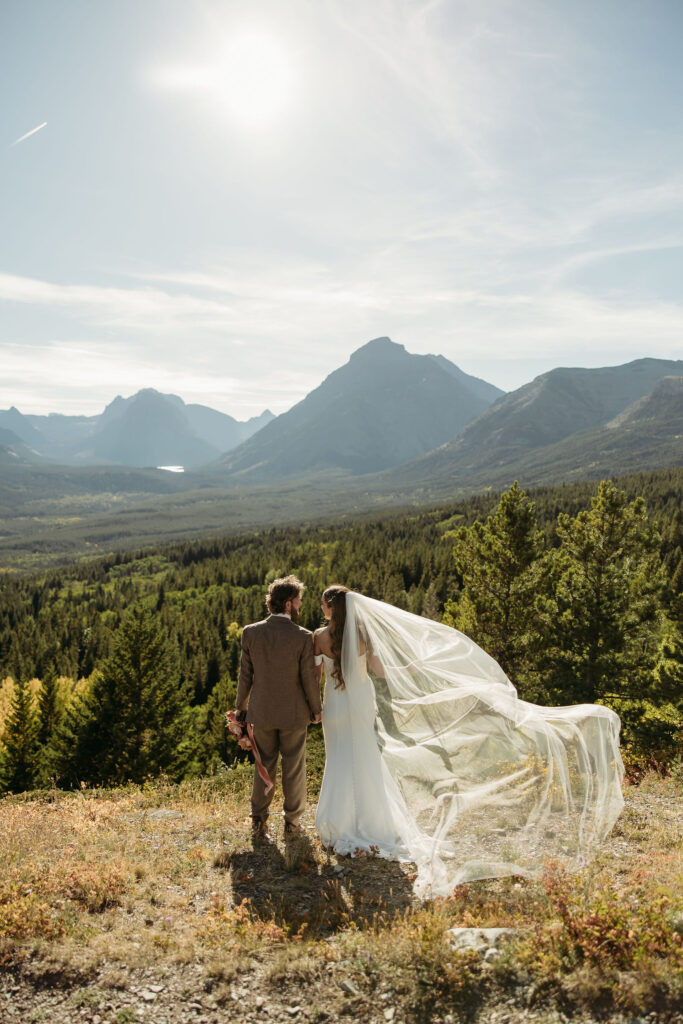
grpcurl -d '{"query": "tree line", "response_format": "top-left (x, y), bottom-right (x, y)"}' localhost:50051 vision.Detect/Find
top-left (0, 468), bottom-right (681, 792)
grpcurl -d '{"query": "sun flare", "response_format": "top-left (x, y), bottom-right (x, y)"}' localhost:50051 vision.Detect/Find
top-left (152, 27), bottom-right (296, 131)
top-left (217, 30), bottom-right (294, 127)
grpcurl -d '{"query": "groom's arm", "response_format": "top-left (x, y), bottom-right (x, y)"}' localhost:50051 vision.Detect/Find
top-left (235, 627), bottom-right (253, 712)
top-left (300, 633), bottom-right (322, 721)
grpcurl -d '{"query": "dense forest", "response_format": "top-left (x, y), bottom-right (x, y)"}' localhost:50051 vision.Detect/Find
top-left (0, 468), bottom-right (681, 793)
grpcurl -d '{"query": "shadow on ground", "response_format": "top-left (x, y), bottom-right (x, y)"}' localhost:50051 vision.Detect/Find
top-left (221, 829), bottom-right (415, 936)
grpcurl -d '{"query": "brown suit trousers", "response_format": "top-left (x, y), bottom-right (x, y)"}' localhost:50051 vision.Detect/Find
top-left (236, 615), bottom-right (321, 824)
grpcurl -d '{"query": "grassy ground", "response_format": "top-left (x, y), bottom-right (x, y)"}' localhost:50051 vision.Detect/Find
top-left (0, 767), bottom-right (681, 1024)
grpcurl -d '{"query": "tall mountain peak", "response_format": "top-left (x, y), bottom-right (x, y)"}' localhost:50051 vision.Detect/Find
top-left (349, 337), bottom-right (406, 362)
top-left (214, 337), bottom-right (502, 481)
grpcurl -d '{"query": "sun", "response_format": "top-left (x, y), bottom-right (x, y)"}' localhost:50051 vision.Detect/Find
top-left (216, 29), bottom-right (295, 129)
top-left (150, 27), bottom-right (296, 132)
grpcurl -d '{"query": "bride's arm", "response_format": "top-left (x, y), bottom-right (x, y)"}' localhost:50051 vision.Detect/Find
top-left (313, 628), bottom-right (324, 686)
top-left (367, 650), bottom-right (386, 678)
top-left (357, 626), bottom-right (385, 678)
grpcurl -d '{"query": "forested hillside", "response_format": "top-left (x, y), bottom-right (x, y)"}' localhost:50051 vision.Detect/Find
top-left (0, 468), bottom-right (681, 793)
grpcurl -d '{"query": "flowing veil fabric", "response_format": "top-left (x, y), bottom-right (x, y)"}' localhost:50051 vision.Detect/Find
top-left (340, 593), bottom-right (624, 898)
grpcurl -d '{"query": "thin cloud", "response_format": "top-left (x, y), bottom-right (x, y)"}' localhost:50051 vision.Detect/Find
top-left (10, 122), bottom-right (47, 147)
top-left (0, 271), bottom-right (237, 333)
top-left (0, 340), bottom-right (316, 418)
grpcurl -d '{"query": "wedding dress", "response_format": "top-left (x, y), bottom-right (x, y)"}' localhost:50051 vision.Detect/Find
top-left (315, 650), bottom-right (412, 859)
top-left (315, 593), bottom-right (624, 899)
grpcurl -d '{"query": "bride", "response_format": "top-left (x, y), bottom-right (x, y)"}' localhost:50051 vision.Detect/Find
top-left (313, 585), bottom-right (624, 898)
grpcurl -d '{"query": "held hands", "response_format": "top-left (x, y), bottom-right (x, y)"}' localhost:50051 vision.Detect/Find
top-left (226, 709), bottom-right (253, 750)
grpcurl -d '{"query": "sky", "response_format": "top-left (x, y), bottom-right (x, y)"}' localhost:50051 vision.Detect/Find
top-left (1, 0), bottom-right (682, 419)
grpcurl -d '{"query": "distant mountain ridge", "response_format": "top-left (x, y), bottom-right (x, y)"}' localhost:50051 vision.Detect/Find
top-left (386, 358), bottom-right (683, 491)
top-left (1, 345), bottom-right (680, 501)
top-left (91, 391), bottom-right (218, 468)
top-left (212, 337), bottom-right (505, 481)
top-left (427, 354), bottom-right (504, 406)
top-left (482, 375), bottom-right (683, 488)
top-left (0, 427), bottom-right (43, 466)
top-left (0, 408), bottom-right (47, 451)
top-left (608, 375), bottom-right (683, 430)
top-left (0, 391), bottom-right (274, 469)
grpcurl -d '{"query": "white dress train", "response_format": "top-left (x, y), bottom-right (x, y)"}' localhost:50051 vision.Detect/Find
top-left (314, 593), bottom-right (625, 899)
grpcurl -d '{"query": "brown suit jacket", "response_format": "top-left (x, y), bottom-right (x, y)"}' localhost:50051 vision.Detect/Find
top-left (236, 616), bottom-right (321, 730)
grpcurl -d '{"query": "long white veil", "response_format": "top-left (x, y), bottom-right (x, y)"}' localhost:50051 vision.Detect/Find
top-left (341, 593), bottom-right (624, 898)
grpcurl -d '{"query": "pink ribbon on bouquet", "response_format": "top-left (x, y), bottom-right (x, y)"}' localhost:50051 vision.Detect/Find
top-left (225, 711), bottom-right (274, 795)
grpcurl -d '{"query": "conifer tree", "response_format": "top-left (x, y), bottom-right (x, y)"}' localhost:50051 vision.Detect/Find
top-left (1, 677), bottom-right (39, 793)
top-left (444, 482), bottom-right (544, 688)
top-left (539, 480), bottom-right (664, 705)
top-left (652, 594), bottom-right (683, 714)
top-left (35, 666), bottom-right (62, 786)
top-left (48, 607), bottom-right (189, 786)
top-left (196, 673), bottom-right (240, 772)
top-left (37, 666), bottom-right (61, 747)
top-left (614, 602), bottom-right (683, 761)
top-left (223, 622), bottom-right (241, 680)
top-left (422, 582), bottom-right (441, 621)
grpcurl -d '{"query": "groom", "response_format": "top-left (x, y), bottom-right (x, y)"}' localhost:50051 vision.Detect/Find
top-left (235, 574), bottom-right (322, 838)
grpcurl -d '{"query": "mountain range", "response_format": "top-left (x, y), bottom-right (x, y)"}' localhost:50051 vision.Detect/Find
top-left (386, 357), bottom-right (683, 492)
top-left (1, 340), bottom-right (681, 504)
top-left (0, 391), bottom-right (274, 468)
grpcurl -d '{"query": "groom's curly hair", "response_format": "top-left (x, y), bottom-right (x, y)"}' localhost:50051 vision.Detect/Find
top-left (322, 585), bottom-right (349, 690)
top-left (266, 575), bottom-right (305, 614)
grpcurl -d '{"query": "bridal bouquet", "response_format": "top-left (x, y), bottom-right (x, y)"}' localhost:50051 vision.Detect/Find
top-left (225, 710), bottom-right (273, 794)
top-left (225, 710), bottom-right (253, 750)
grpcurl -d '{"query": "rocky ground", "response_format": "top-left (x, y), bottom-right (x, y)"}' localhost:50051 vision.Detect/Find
top-left (0, 954), bottom-right (679, 1024)
top-left (0, 772), bottom-right (680, 1024)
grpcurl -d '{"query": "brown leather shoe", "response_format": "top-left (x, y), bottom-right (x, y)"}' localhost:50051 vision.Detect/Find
top-left (284, 821), bottom-right (304, 838)
top-left (251, 818), bottom-right (268, 837)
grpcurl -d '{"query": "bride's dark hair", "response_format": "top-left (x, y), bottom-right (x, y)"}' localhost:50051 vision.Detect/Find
top-left (322, 584), bottom-right (349, 690)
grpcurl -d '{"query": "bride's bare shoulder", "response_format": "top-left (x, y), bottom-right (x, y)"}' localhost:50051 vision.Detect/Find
top-left (314, 626), bottom-right (332, 655)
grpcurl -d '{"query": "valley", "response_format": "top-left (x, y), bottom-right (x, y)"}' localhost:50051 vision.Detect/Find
top-left (1, 339), bottom-right (681, 570)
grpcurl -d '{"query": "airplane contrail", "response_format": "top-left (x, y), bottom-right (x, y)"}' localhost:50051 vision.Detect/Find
top-left (10, 122), bottom-right (47, 147)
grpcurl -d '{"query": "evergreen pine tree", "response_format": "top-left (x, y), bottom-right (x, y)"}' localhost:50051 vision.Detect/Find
top-left (422, 582), bottom-right (441, 621)
top-left (539, 480), bottom-right (664, 705)
top-left (1, 677), bottom-right (39, 793)
top-left (612, 599), bottom-right (683, 762)
top-left (652, 594), bottom-right (683, 713)
top-left (35, 665), bottom-right (62, 786)
top-left (195, 673), bottom-right (241, 772)
top-left (444, 482), bottom-right (544, 689)
top-left (48, 608), bottom-right (189, 786)
top-left (223, 622), bottom-right (241, 681)
top-left (37, 666), bottom-right (61, 747)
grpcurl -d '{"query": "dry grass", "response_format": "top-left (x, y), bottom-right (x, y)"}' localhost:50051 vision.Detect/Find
top-left (0, 768), bottom-right (680, 1021)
